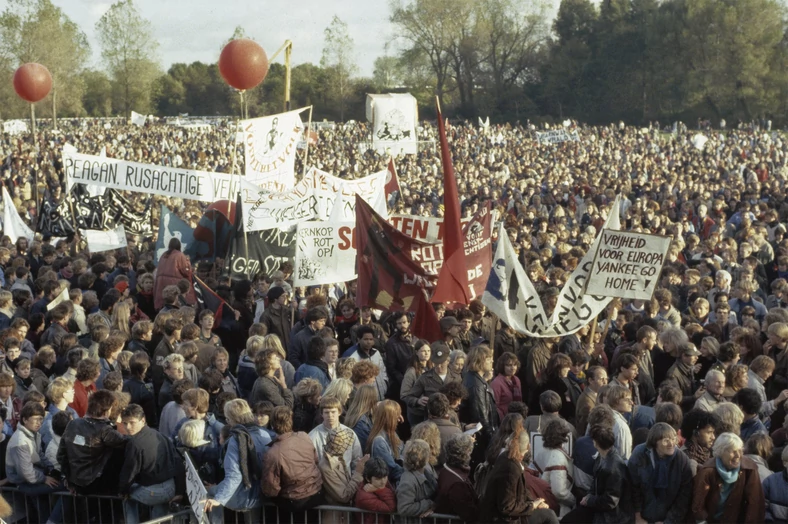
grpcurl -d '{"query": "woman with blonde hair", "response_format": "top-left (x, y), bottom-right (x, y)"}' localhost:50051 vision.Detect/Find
top-left (322, 377), bottom-right (353, 415)
top-left (723, 363), bottom-right (749, 400)
top-left (262, 334), bottom-right (295, 388)
top-left (343, 384), bottom-right (378, 451)
top-left (411, 421), bottom-right (441, 469)
top-left (367, 400), bottom-right (404, 485)
top-left (111, 300), bottom-right (132, 340)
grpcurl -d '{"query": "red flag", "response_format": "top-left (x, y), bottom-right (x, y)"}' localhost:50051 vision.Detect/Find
top-left (432, 101), bottom-right (470, 305)
top-left (411, 291), bottom-right (443, 343)
top-left (384, 158), bottom-right (401, 199)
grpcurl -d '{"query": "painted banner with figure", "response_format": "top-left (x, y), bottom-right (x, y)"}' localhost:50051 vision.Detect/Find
top-left (155, 205), bottom-right (197, 261)
top-left (242, 109), bottom-right (305, 191)
top-left (369, 94), bottom-right (418, 155)
top-left (294, 222), bottom-right (356, 286)
top-left (245, 166), bottom-right (388, 231)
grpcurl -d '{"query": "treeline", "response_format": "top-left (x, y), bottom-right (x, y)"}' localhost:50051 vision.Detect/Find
top-left (1, 0), bottom-right (787, 125)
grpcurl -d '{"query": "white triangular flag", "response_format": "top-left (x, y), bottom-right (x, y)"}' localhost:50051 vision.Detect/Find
top-left (2, 186), bottom-right (34, 244)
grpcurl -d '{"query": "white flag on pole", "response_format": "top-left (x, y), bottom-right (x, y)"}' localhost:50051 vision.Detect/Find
top-left (131, 111), bottom-right (146, 127)
top-left (2, 186), bottom-right (34, 244)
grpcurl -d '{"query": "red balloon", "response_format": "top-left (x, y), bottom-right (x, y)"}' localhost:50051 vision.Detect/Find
top-left (207, 200), bottom-right (236, 223)
top-left (219, 39), bottom-right (269, 91)
top-left (13, 63), bottom-right (52, 103)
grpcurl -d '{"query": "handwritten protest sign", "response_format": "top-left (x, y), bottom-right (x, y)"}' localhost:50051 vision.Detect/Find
top-left (585, 229), bottom-right (671, 300)
top-left (185, 452), bottom-right (208, 524)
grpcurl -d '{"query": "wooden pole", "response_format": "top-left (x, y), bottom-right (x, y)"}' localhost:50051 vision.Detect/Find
top-left (489, 312), bottom-right (498, 357)
top-left (30, 103), bottom-right (39, 209)
top-left (301, 106), bottom-right (313, 181)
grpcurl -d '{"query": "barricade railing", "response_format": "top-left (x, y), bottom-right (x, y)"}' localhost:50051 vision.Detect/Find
top-left (0, 485), bottom-right (463, 524)
top-left (139, 502), bottom-right (463, 524)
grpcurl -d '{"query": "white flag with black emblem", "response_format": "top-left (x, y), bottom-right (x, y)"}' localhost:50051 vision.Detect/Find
top-left (370, 93), bottom-right (418, 155)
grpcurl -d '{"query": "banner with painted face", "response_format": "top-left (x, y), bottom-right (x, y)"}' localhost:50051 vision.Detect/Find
top-left (242, 109), bottom-right (305, 192)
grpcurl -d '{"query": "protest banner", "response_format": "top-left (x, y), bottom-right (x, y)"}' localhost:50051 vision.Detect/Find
top-left (356, 199), bottom-right (493, 309)
top-left (184, 452), bottom-right (208, 524)
top-left (245, 166), bottom-right (388, 231)
top-left (585, 230), bottom-right (671, 300)
top-left (2, 187), bottom-right (34, 244)
top-left (294, 221), bottom-right (356, 286)
top-left (226, 227), bottom-right (296, 280)
top-left (368, 93), bottom-right (418, 155)
top-left (242, 108), bottom-right (305, 191)
top-left (2, 120), bottom-right (28, 135)
top-left (80, 224), bottom-right (127, 253)
top-left (62, 150), bottom-right (258, 203)
top-left (536, 129), bottom-right (579, 145)
top-left (389, 214), bottom-right (472, 243)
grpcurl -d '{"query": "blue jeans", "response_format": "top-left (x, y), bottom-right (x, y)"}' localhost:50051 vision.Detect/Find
top-left (207, 484), bottom-right (262, 524)
top-left (124, 479), bottom-right (176, 524)
top-left (16, 482), bottom-right (64, 523)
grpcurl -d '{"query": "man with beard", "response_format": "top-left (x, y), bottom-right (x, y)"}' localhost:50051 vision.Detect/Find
top-left (384, 312), bottom-right (420, 402)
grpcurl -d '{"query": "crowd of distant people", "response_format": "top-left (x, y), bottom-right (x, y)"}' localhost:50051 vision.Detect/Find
top-left (0, 116), bottom-right (784, 523)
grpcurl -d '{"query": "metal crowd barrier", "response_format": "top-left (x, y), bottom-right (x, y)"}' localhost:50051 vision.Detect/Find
top-left (0, 486), bottom-right (463, 524)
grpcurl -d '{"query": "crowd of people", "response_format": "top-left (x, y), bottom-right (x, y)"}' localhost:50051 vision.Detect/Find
top-left (0, 116), bottom-right (784, 523)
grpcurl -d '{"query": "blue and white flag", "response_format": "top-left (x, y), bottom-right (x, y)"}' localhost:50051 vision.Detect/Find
top-left (482, 223), bottom-right (548, 336)
top-left (155, 205), bottom-right (196, 262)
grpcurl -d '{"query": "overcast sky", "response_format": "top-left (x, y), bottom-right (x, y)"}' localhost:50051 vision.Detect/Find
top-left (54, 0), bottom-right (563, 77)
top-left (56, 0), bottom-right (403, 77)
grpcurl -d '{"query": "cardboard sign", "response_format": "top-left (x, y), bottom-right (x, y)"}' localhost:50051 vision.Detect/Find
top-left (185, 452), bottom-right (208, 524)
top-left (585, 229), bottom-right (671, 300)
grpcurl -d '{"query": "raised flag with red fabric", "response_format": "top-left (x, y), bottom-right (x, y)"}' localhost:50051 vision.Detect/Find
top-left (432, 102), bottom-right (471, 305)
top-left (355, 194), bottom-right (434, 312)
top-left (385, 158), bottom-right (401, 199)
top-left (193, 275), bottom-right (235, 331)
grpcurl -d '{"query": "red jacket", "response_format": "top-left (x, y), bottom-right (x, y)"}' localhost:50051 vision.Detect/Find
top-left (355, 482), bottom-right (396, 524)
top-left (69, 380), bottom-right (96, 418)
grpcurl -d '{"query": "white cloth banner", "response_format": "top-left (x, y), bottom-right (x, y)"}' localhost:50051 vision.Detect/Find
top-left (81, 224), bottom-right (127, 253)
top-left (3, 120), bottom-right (28, 135)
top-left (1, 187), bottom-right (34, 244)
top-left (294, 221), bottom-right (356, 286)
top-left (536, 129), bottom-right (579, 145)
top-left (47, 287), bottom-right (69, 312)
top-left (371, 94), bottom-right (418, 155)
top-left (130, 111), bottom-right (146, 127)
top-left (62, 150), bottom-right (258, 203)
top-left (184, 453), bottom-right (208, 524)
top-left (692, 133), bottom-right (708, 151)
top-left (245, 167), bottom-right (388, 231)
top-left (542, 195), bottom-right (621, 336)
top-left (242, 109), bottom-right (305, 191)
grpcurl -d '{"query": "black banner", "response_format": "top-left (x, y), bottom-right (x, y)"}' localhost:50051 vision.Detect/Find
top-left (225, 227), bottom-right (296, 280)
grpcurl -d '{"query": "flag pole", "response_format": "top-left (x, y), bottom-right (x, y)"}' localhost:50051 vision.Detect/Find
top-left (301, 105), bottom-right (313, 181)
top-left (228, 91), bottom-right (243, 223)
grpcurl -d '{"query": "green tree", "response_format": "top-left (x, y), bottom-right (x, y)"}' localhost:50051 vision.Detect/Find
top-left (95, 0), bottom-right (160, 116)
top-left (321, 15), bottom-right (358, 121)
top-left (0, 0), bottom-right (90, 123)
top-left (81, 69), bottom-right (113, 116)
